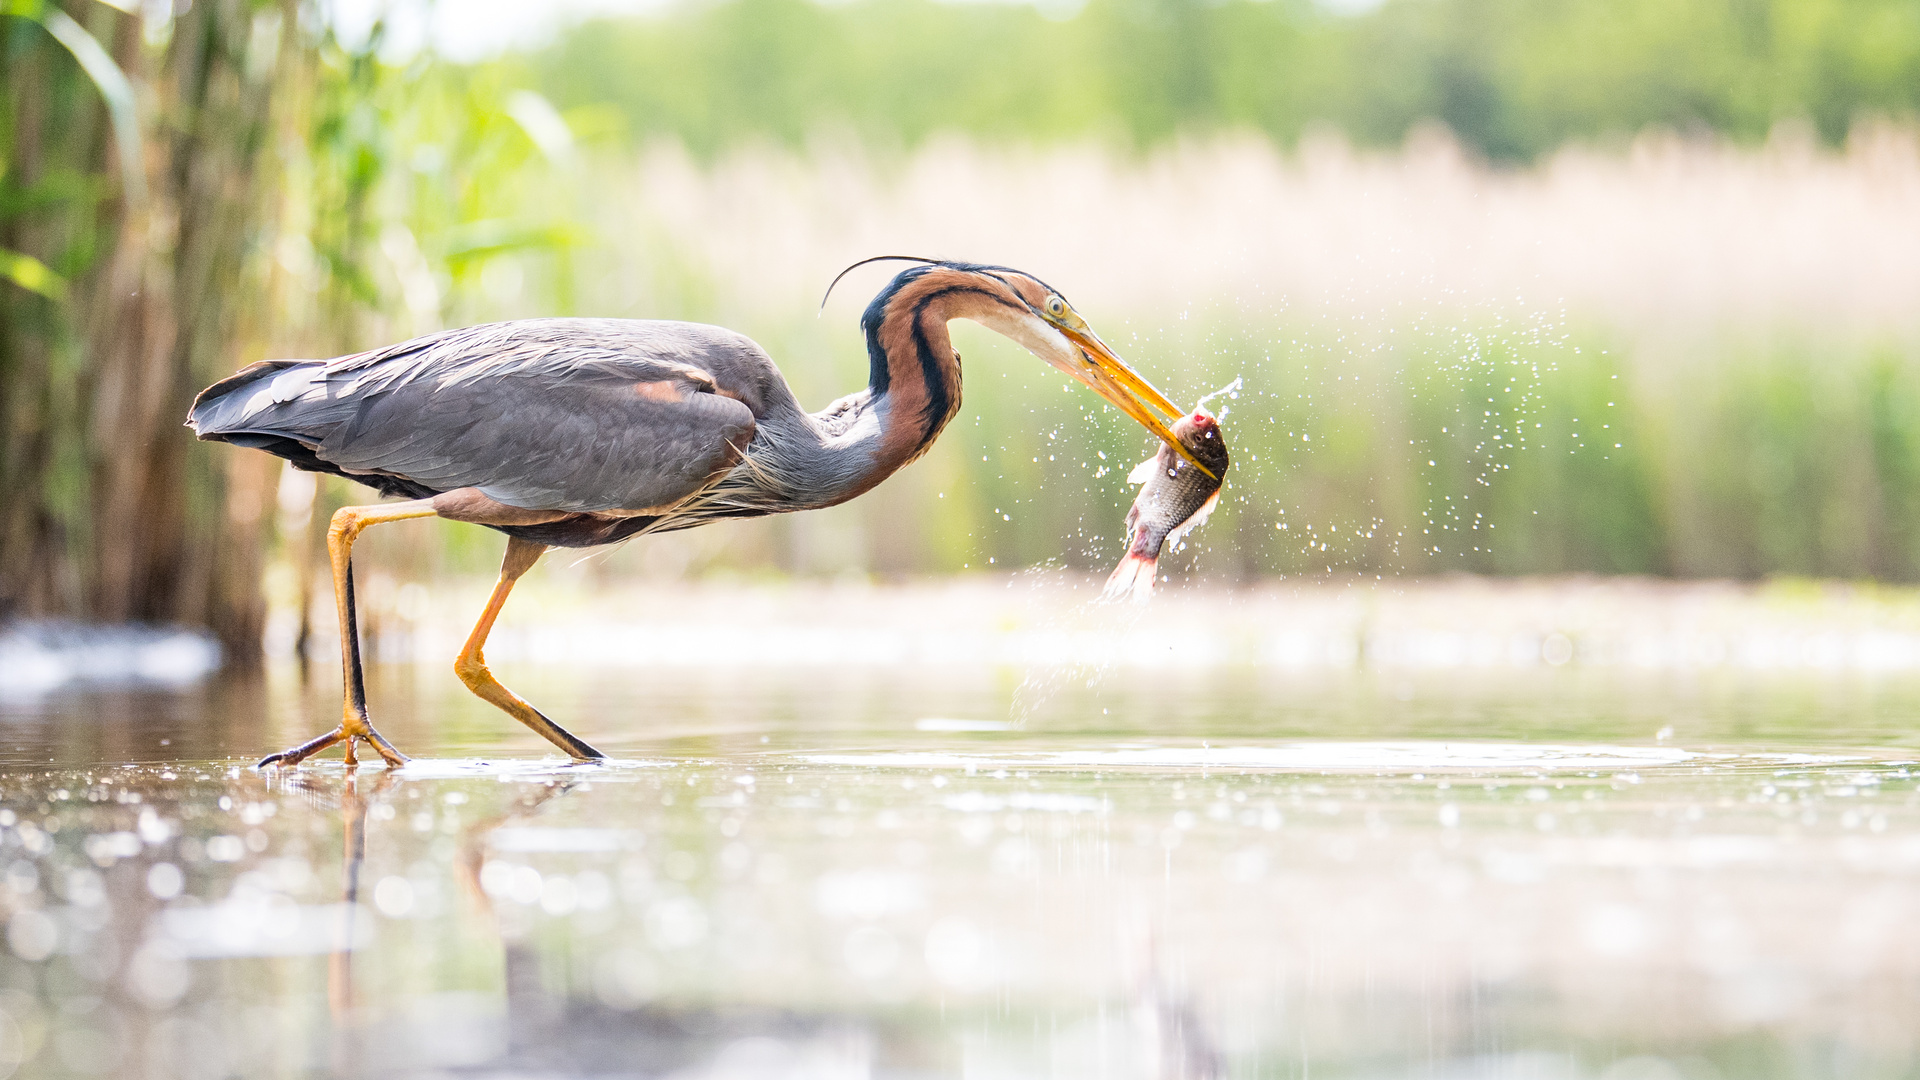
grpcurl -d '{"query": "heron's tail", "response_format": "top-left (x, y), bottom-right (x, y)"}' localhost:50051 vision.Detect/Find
top-left (182, 358), bottom-right (409, 493)
top-left (1101, 553), bottom-right (1158, 604)
top-left (185, 359), bottom-right (320, 438)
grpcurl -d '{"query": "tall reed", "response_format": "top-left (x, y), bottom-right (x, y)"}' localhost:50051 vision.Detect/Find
top-left (0, 0), bottom-right (297, 651)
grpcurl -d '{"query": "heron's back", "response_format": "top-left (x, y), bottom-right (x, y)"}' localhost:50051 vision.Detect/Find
top-left (189, 319), bottom-right (782, 517)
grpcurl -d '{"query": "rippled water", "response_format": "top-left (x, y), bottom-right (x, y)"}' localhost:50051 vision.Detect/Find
top-left (4, 649), bottom-right (1920, 1078)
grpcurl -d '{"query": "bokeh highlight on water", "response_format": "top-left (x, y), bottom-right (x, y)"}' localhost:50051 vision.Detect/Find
top-left (5, 579), bottom-right (1920, 1078)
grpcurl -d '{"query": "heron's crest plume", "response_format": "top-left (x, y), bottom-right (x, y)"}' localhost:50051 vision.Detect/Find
top-left (818, 255), bottom-right (943, 314)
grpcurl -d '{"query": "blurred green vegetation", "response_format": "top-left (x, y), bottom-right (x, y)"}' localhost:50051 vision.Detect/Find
top-left (2, 0), bottom-right (292, 647)
top-left (532, 0), bottom-right (1920, 160)
top-left (746, 309), bottom-right (1920, 584)
top-left (9, 0), bottom-right (1920, 648)
top-left (0, 2), bottom-right (585, 645)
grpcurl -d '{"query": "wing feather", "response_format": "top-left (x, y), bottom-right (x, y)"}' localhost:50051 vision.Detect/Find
top-left (190, 319), bottom-right (766, 513)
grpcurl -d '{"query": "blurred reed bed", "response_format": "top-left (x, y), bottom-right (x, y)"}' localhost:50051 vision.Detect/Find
top-left (358, 125), bottom-right (1920, 590)
top-left (178, 110), bottom-right (1920, 634)
top-left (0, 4), bottom-right (598, 654)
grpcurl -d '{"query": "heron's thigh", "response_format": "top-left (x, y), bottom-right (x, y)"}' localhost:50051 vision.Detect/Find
top-left (431, 487), bottom-right (573, 527)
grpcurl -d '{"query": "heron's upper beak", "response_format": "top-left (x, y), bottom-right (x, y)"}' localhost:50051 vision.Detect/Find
top-left (1048, 320), bottom-right (1218, 479)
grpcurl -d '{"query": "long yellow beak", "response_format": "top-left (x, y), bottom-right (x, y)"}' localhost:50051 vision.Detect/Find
top-left (1055, 324), bottom-right (1218, 480)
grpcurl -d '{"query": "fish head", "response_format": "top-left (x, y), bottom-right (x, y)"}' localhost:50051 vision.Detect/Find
top-left (1171, 410), bottom-right (1231, 478)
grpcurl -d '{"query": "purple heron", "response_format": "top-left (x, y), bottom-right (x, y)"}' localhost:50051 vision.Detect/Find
top-left (188, 259), bottom-right (1192, 767)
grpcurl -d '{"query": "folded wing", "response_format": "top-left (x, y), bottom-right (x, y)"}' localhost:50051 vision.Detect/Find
top-left (189, 319), bottom-right (762, 514)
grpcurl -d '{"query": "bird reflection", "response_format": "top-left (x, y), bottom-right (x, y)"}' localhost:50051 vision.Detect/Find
top-left (25, 764), bottom-right (1240, 1077)
top-left (275, 766), bottom-right (596, 1074)
top-left (268, 765), bottom-right (396, 1077)
top-left (1130, 922), bottom-right (1225, 1080)
top-left (454, 776), bottom-right (578, 925)
top-left (448, 776), bottom-right (896, 1074)
top-left (329, 767), bottom-right (394, 1019)
top-left (456, 777), bottom-right (583, 1061)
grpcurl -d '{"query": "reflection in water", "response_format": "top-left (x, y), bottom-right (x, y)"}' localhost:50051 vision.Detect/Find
top-left (4, 665), bottom-right (1920, 1077)
top-left (450, 776), bottom-right (888, 1075)
top-left (330, 770), bottom-right (382, 1020)
top-left (1129, 925), bottom-right (1224, 1080)
top-left (311, 768), bottom-right (396, 1076)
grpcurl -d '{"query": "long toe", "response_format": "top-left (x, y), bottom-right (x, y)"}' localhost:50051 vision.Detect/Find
top-left (362, 730), bottom-right (411, 768)
top-left (257, 727), bottom-right (348, 769)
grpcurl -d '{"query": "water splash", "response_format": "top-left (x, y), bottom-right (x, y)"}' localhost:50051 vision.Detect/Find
top-left (1193, 375), bottom-right (1244, 418)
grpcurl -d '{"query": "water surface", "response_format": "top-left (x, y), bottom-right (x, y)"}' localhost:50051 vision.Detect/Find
top-left (5, 628), bottom-right (1920, 1078)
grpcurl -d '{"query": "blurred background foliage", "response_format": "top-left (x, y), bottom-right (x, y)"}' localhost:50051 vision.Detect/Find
top-left (534, 0), bottom-right (1920, 158)
top-left (4, 0), bottom-right (1920, 656)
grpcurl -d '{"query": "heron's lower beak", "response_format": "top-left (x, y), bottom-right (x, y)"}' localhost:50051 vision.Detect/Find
top-left (1055, 326), bottom-right (1217, 479)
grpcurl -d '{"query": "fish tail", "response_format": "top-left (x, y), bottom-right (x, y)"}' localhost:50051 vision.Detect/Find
top-left (1101, 553), bottom-right (1159, 604)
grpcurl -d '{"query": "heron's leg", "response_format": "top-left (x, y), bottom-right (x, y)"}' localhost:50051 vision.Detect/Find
top-left (454, 537), bottom-right (606, 761)
top-left (259, 499), bottom-right (440, 769)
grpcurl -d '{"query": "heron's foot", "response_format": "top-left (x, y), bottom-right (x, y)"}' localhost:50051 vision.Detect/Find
top-left (257, 713), bottom-right (410, 769)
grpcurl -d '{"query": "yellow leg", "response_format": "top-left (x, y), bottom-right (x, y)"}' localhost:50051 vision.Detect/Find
top-left (259, 499), bottom-right (440, 769)
top-left (455, 537), bottom-right (605, 760)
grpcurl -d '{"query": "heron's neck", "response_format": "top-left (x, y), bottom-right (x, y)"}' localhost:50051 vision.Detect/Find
top-left (861, 276), bottom-right (973, 468)
top-left (787, 268), bottom-right (1053, 510)
top-left (799, 277), bottom-right (974, 501)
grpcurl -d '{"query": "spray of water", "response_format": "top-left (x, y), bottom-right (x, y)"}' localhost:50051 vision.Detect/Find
top-left (1193, 376), bottom-right (1244, 418)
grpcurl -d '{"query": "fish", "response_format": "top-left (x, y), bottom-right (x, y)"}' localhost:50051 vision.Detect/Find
top-left (1102, 410), bottom-right (1231, 602)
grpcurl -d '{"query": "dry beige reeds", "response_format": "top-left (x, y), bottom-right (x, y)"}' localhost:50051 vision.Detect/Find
top-left (587, 123), bottom-right (1920, 345)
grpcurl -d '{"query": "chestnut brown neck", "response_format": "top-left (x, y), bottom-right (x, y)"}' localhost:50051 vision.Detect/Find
top-left (858, 265), bottom-right (1033, 472)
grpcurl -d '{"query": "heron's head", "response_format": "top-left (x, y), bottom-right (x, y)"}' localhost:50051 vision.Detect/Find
top-left (829, 257), bottom-right (1208, 474)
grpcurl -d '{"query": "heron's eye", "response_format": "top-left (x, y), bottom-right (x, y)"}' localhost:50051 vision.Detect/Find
top-left (1045, 296), bottom-right (1065, 317)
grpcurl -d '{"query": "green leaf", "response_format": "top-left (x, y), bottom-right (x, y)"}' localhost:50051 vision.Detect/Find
top-left (505, 90), bottom-right (576, 165)
top-left (440, 219), bottom-right (590, 263)
top-left (0, 248), bottom-right (70, 301)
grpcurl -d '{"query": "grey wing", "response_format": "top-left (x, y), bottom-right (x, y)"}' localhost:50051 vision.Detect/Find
top-left (191, 319), bottom-right (764, 513)
top-left (334, 368), bottom-right (756, 512)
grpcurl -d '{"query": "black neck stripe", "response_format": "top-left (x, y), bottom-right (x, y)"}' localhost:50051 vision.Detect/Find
top-left (861, 272), bottom-right (1029, 458)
